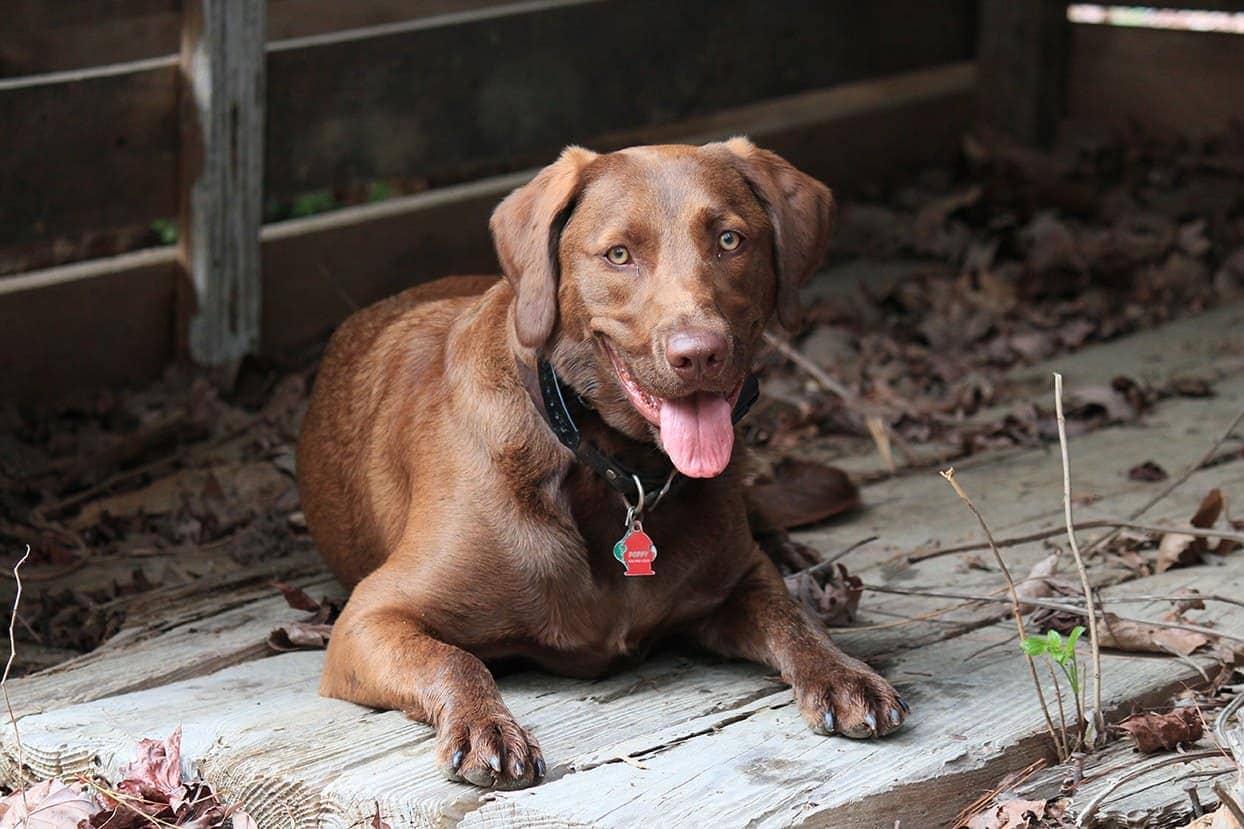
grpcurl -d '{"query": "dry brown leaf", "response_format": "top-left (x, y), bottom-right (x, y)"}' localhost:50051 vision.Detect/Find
top-left (1157, 489), bottom-right (1230, 572)
top-left (963, 797), bottom-right (1048, 829)
top-left (273, 581), bottom-right (320, 613)
top-left (1098, 613), bottom-right (1210, 656)
top-left (267, 621), bottom-right (333, 652)
top-left (1191, 489), bottom-right (1225, 529)
top-left (1116, 707), bottom-right (1203, 753)
top-left (1128, 460), bottom-right (1168, 482)
top-left (785, 562), bottom-right (863, 627)
top-left (0, 779), bottom-right (97, 829)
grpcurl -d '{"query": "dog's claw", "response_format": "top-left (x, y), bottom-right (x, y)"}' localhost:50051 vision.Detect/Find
top-left (451, 749), bottom-right (465, 771)
top-left (889, 708), bottom-right (901, 726)
top-left (897, 696), bottom-right (910, 713)
top-left (488, 754), bottom-right (503, 774)
top-left (512, 759), bottom-right (525, 778)
top-left (863, 712), bottom-right (877, 734)
top-left (823, 711), bottom-right (835, 733)
top-left (535, 758), bottom-right (547, 779)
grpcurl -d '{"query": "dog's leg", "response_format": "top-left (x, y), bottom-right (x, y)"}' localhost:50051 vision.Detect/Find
top-left (690, 554), bottom-right (908, 738)
top-left (321, 576), bottom-right (544, 789)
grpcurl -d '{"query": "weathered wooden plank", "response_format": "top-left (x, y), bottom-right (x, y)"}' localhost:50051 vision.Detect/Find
top-left (808, 373), bottom-right (1244, 657)
top-left (0, 60), bottom-right (180, 271)
top-left (2, 570), bottom-right (338, 720)
top-left (1, 1), bottom-right (535, 77)
top-left (0, 248), bottom-right (178, 403)
top-left (6, 553), bottom-right (1242, 828)
top-left (466, 559), bottom-right (1244, 828)
top-left (1062, 23), bottom-right (1244, 141)
top-left (263, 0), bottom-right (975, 204)
top-left (178, 0), bottom-right (266, 364)
top-left (976, 0), bottom-right (1069, 146)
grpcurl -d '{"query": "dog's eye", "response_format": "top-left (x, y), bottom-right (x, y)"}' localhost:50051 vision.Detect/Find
top-left (718, 230), bottom-right (743, 252)
top-left (605, 246), bottom-right (631, 266)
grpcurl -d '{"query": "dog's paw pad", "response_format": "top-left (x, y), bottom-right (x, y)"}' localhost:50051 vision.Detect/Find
top-left (435, 711), bottom-right (545, 789)
top-left (797, 667), bottom-right (908, 739)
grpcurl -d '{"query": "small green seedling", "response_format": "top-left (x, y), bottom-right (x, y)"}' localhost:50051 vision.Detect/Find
top-left (1021, 626), bottom-right (1086, 751)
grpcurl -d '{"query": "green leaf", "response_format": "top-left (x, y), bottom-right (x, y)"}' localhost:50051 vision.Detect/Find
top-left (1066, 626), bottom-right (1085, 651)
top-left (1020, 637), bottom-right (1047, 656)
top-left (1046, 630), bottom-right (1063, 648)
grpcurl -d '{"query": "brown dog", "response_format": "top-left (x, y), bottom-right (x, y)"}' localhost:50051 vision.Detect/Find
top-left (296, 139), bottom-right (907, 790)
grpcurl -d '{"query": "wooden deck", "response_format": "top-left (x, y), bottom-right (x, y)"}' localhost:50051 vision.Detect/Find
top-left (5, 288), bottom-right (1244, 827)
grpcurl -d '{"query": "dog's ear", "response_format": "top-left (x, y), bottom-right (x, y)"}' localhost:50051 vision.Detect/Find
top-left (490, 146), bottom-right (597, 349)
top-left (718, 137), bottom-right (835, 331)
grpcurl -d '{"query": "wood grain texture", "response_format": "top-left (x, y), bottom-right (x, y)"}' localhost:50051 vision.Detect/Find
top-left (0, 249), bottom-right (178, 403)
top-left (263, 0), bottom-right (975, 203)
top-left (1062, 23), bottom-right (1244, 141)
top-left (976, 0), bottom-right (1069, 146)
top-left (178, 0), bottom-right (267, 364)
top-left (6, 554), bottom-right (1243, 828)
top-left (0, 61), bottom-right (180, 270)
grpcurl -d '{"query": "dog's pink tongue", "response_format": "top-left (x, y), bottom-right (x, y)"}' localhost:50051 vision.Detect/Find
top-left (658, 392), bottom-right (734, 478)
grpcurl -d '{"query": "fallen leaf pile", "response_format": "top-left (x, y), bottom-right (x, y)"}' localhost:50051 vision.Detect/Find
top-left (1116, 707), bottom-right (1205, 753)
top-left (751, 131), bottom-right (1244, 462)
top-left (0, 728), bottom-right (255, 828)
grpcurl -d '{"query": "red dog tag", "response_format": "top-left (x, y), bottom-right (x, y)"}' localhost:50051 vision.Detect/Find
top-left (613, 520), bottom-right (657, 577)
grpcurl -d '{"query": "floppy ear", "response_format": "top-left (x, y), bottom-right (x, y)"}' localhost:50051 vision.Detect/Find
top-left (490, 146), bottom-right (597, 349)
top-left (719, 137), bottom-right (835, 331)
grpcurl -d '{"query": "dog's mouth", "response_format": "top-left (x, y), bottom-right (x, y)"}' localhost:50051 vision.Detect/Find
top-left (605, 343), bottom-right (742, 479)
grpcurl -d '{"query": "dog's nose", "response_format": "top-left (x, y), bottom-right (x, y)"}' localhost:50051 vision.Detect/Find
top-left (665, 329), bottom-right (728, 381)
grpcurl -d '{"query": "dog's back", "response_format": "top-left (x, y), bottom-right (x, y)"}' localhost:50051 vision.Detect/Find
top-left (297, 274), bottom-right (501, 586)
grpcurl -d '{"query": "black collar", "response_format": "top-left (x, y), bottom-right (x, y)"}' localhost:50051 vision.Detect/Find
top-left (520, 356), bottom-right (759, 509)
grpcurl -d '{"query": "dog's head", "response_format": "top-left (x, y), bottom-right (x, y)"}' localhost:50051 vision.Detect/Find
top-left (491, 139), bottom-right (834, 478)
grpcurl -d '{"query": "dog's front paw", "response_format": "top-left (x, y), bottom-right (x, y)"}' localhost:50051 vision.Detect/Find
top-left (793, 662), bottom-right (908, 739)
top-left (435, 708), bottom-right (546, 789)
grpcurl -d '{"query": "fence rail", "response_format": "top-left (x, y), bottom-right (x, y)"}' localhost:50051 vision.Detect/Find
top-left (3, 1), bottom-right (1239, 401)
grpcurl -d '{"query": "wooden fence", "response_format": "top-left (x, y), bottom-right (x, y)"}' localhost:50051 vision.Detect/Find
top-left (1, 1), bottom-right (1240, 401)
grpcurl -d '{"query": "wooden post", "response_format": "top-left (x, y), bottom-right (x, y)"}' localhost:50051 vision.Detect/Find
top-left (976, 0), bottom-right (1070, 146)
top-left (178, 0), bottom-right (266, 366)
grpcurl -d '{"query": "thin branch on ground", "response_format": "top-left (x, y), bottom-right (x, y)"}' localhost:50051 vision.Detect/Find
top-left (864, 584), bottom-right (1244, 611)
top-left (761, 331), bottom-right (855, 401)
top-left (903, 520), bottom-right (1244, 564)
top-left (761, 331), bottom-right (916, 469)
top-left (1044, 661), bottom-right (1071, 759)
top-left (1076, 749), bottom-right (1224, 826)
top-left (1054, 372), bottom-right (1104, 745)
top-left (796, 536), bottom-right (879, 578)
top-left (1082, 404), bottom-right (1244, 558)
top-left (939, 467), bottom-right (1064, 759)
top-left (860, 584), bottom-right (1244, 644)
top-left (3, 545), bottom-right (32, 815)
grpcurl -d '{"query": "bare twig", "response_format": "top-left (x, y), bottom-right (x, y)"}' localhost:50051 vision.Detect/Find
top-left (1044, 661), bottom-right (1071, 758)
top-left (1076, 749), bottom-right (1224, 826)
top-left (1082, 404), bottom-right (1244, 558)
top-left (3, 545), bottom-right (31, 815)
top-left (939, 467), bottom-right (1064, 759)
top-left (762, 331), bottom-right (911, 470)
top-left (1054, 373), bottom-right (1104, 744)
top-left (904, 520), bottom-right (1244, 564)
top-left (865, 584), bottom-right (1244, 612)
top-left (761, 331), bottom-right (854, 401)
top-left (861, 584), bottom-right (1244, 644)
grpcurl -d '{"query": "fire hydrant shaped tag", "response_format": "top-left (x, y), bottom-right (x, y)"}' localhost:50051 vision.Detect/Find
top-left (613, 520), bottom-right (657, 577)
